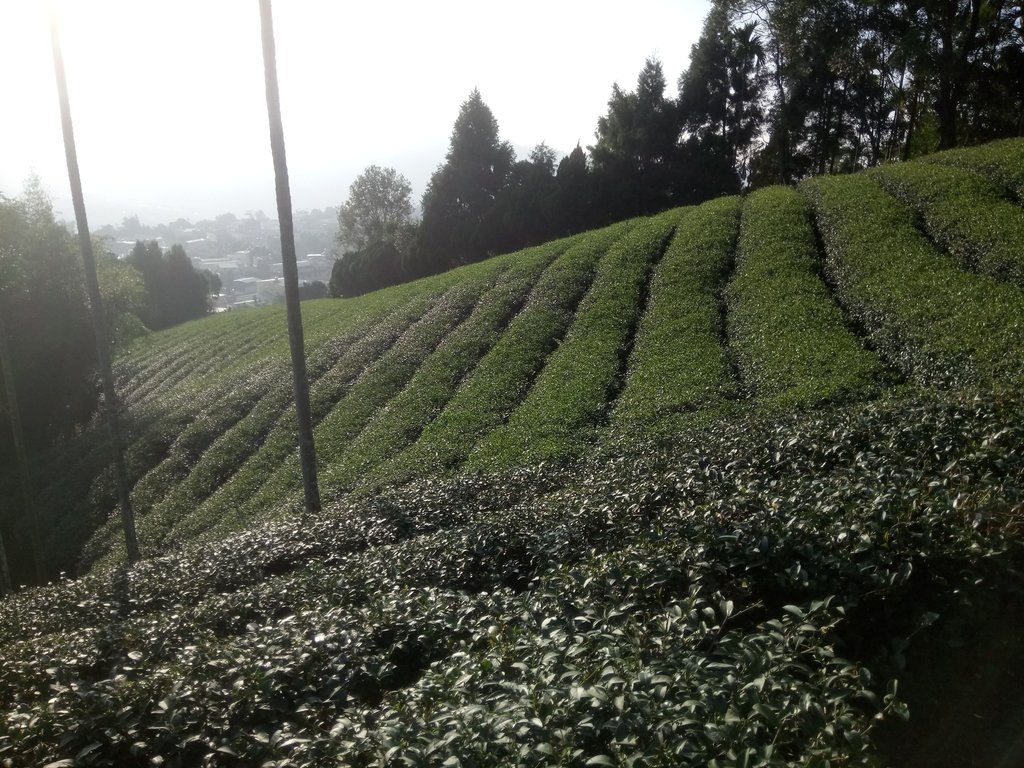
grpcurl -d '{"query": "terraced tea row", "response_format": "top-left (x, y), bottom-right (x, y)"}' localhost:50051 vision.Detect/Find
top-left (868, 162), bottom-right (1024, 285)
top-left (611, 197), bottom-right (741, 434)
top-left (13, 140), bottom-right (1023, 576)
top-left (5, 390), bottom-right (1022, 766)
top-left (469, 211), bottom-right (680, 467)
top-left (804, 173), bottom-right (1024, 390)
top-left (728, 186), bottom-right (888, 407)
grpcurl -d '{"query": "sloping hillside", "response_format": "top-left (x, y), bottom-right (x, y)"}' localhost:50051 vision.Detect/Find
top-left (1, 140), bottom-right (1023, 766)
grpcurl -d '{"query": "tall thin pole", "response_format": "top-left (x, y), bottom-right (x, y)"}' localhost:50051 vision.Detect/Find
top-left (50, 9), bottom-right (141, 562)
top-left (259, 0), bottom-right (321, 513)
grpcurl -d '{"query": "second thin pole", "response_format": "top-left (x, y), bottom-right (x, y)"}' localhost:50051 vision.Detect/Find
top-left (259, 0), bottom-right (321, 514)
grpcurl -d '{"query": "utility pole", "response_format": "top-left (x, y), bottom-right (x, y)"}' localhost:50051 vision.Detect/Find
top-left (259, 0), bottom-right (321, 513)
top-left (50, 9), bottom-right (141, 562)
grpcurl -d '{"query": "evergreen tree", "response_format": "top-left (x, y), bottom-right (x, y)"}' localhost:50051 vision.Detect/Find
top-left (418, 89), bottom-right (515, 273)
top-left (484, 143), bottom-right (560, 253)
top-left (590, 58), bottom-right (681, 220)
top-left (554, 145), bottom-right (594, 236)
top-left (679, 1), bottom-right (766, 192)
top-left (128, 241), bottom-right (211, 330)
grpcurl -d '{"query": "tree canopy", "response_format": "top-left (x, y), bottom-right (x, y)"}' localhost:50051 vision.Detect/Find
top-left (0, 184), bottom-right (145, 584)
top-left (418, 89), bottom-right (516, 274)
top-left (337, 165), bottom-right (413, 251)
top-left (127, 240), bottom-right (214, 330)
top-left (333, 1), bottom-right (1021, 293)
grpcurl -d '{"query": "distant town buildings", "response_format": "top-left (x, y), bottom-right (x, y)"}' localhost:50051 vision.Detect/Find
top-left (97, 208), bottom-right (338, 310)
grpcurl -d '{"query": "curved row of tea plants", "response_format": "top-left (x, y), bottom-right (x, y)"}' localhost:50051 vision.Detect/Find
top-left (371, 220), bottom-right (632, 489)
top-left (922, 136), bottom-right (1024, 200)
top-left (317, 240), bottom-right (566, 499)
top-left (727, 185), bottom-right (889, 408)
top-left (84, 284), bottom-right (448, 566)
top-left (868, 162), bottom-right (1024, 285)
top-left (610, 197), bottom-right (740, 435)
top-left (2, 390), bottom-right (1021, 766)
top-left (803, 173), bottom-right (1024, 390)
top-left (205, 259), bottom-right (509, 532)
top-left (469, 211), bottom-right (680, 467)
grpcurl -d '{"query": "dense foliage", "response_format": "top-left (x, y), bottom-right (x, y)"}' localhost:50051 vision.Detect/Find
top-left (727, 186), bottom-right (887, 406)
top-left (2, 139), bottom-right (1023, 764)
top-left (0, 185), bottom-right (145, 585)
top-left (1, 391), bottom-right (1021, 766)
top-left (357, 0), bottom-right (1023, 289)
top-left (127, 240), bottom-right (216, 330)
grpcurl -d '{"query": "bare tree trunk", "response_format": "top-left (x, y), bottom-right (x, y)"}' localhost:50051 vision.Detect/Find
top-left (259, 0), bottom-right (321, 514)
top-left (0, 312), bottom-right (45, 585)
top-left (50, 12), bottom-right (140, 563)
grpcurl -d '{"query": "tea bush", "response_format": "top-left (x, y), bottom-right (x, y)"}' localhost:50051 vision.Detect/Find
top-left (728, 186), bottom-right (888, 407)
top-left (218, 261), bottom-right (507, 529)
top-left (373, 220), bottom-right (632, 487)
top-left (470, 211), bottom-right (680, 467)
top-left (319, 241), bottom-right (564, 497)
top-left (611, 197), bottom-right (740, 433)
top-left (2, 390), bottom-right (1021, 766)
top-left (802, 173), bottom-right (1024, 390)
top-left (869, 162), bottom-right (1024, 284)
top-left (921, 136), bottom-right (1024, 200)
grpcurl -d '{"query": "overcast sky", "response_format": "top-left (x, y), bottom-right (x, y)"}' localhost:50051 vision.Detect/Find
top-left (0, 0), bottom-right (709, 226)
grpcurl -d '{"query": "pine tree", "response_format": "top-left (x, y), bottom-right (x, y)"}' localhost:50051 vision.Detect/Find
top-left (590, 59), bottom-right (680, 219)
top-left (418, 89), bottom-right (515, 273)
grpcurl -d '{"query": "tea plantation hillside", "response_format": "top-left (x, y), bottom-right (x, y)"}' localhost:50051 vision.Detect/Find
top-left (1, 139), bottom-right (1023, 766)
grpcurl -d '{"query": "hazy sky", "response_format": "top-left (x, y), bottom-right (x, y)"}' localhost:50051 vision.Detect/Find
top-left (1, 0), bottom-right (709, 225)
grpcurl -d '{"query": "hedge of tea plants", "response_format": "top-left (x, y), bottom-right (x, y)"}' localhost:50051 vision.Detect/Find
top-left (469, 211), bottom-right (680, 467)
top-left (921, 136), bottom-right (1024, 200)
top-left (318, 241), bottom-right (565, 498)
top-left (610, 198), bottom-right (740, 434)
top-left (868, 162), bottom-right (1024, 285)
top-left (1, 389), bottom-right (1021, 766)
top-left (371, 221), bottom-right (632, 488)
top-left (727, 186), bottom-right (888, 408)
top-left (802, 173), bottom-right (1024, 390)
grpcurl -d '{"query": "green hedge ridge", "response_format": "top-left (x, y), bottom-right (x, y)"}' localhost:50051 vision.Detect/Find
top-left (921, 136), bottom-right (1024, 201)
top-left (728, 186), bottom-right (887, 408)
top-left (612, 197), bottom-right (741, 432)
top-left (470, 210), bottom-right (681, 467)
top-left (373, 221), bottom-right (632, 486)
top-left (803, 173), bottom-right (1024, 391)
top-left (869, 161), bottom-right (1024, 285)
top-left (169, 265), bottom-right (508, 545)
top-left (320, 241), bottom-right (565, 497)
top-left (85, 285), bottom-right (445, 568)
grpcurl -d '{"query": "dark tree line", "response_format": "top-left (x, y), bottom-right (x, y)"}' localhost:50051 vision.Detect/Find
top-left (127, 240), bottom-right (218, 330)
top-left (330, 0), bottom-right (1020, 297)
top-left (0, 186), bottom-right (147, 584)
